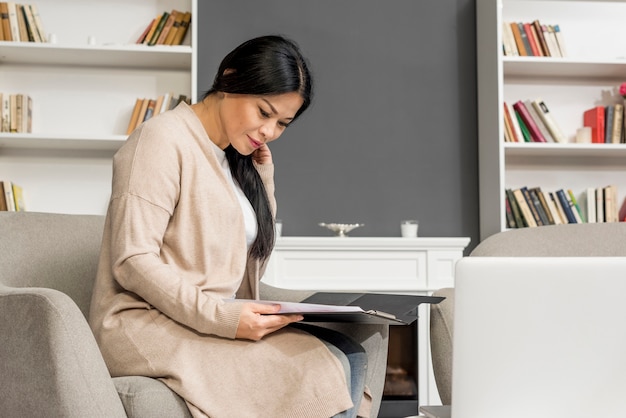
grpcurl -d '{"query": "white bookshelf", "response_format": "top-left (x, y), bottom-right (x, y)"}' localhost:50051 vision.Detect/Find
top-left (477, 0), bottom-right (626, 240)
top-left (0, 0), bottom-right (197, 215)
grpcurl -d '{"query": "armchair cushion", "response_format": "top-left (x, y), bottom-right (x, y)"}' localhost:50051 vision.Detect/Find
top-left (113, 377), bottom-right (191, 418)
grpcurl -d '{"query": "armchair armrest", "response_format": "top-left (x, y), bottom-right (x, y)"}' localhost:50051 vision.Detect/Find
top-left (0, 285), bottom-right (126, 417)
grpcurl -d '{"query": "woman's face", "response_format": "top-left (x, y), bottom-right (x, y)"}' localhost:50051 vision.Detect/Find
top-left (219, 91), bottom-right (304, 155)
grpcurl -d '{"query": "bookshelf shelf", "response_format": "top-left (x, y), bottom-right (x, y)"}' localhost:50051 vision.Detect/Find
top-left (477, 0), bottom-right (626, 239)
top-left (504, 142), bottom-right (626, 158)
top-left (0, 0), bottom-right (197, 214)
top-left (504, 57), bottom-right (626, 79)
top-left (0, 42), bottom-right (192, 70)
top-left (0, 133), bottom-right (126, 151)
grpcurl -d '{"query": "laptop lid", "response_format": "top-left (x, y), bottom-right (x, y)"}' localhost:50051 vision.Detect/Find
top-left (452, 257), bottom-right (626, 418)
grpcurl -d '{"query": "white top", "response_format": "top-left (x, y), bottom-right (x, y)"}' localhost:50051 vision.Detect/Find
top-left (211, 142), bottom-right (257, 248)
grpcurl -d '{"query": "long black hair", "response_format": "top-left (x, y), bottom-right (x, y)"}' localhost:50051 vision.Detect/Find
top-left (204, 35), bottom-right (313, 260)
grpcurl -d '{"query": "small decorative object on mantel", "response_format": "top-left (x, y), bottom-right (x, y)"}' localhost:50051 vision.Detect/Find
top-left (318, 222), bottom-right (364, 237)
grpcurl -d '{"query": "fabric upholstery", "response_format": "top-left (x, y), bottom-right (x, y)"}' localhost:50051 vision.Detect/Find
top-left (429, 222), bottom-right (626, 405)
top-left (0, 211), bottom-right (389, 418)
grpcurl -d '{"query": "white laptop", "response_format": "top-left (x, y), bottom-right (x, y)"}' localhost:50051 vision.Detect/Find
top-left (451, 257), bottom-right (626, 418)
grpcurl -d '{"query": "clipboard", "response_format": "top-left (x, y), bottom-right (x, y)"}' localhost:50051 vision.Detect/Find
top-left (224, 293), bottom-right (444, 325)
top-left (298, 292), bottom-right (445, 325)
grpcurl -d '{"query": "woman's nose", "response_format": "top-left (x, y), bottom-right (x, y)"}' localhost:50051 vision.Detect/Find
top-left (259, 122), bottom-right (275, 141)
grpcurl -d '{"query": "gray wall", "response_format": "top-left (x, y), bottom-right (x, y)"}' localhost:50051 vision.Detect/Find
top-left (197, 0), bottom-right (479, 251)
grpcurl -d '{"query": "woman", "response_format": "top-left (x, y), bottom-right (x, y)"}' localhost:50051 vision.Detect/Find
top-left (89, 35), bottom-right (369, 418)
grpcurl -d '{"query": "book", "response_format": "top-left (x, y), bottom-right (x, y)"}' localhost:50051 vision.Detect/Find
top-left (29, 4), bottom-right (45, 43)
top-left (505, 102), bottom-right (524, 143)
top-left (22, 3), bottom-right (39, 42)
top-left (504, 194), bottom-right (516, 228)
top-left (596, 187), bottom-right (605, 223)
top-left (505, 189), bottom-right (524, 228)
top-left (509, 22), bottom-right (527, 56)
top-left (515, 112), bottom-right (532, 142)
top-left (583, 187), bottom-right (596, 223)
top-left (513, 188), bottom-right (537, 227)
top-left (0, 181), bottom-right (6, 211)
top-left (501, 22), bottom-right (517, 56)
top-left (563, 189), bottom-right (583, 223)
top-left (156, 10), bottom-right (177, 45)
top-left (523, 22), bottom-right (541, 56)
top-left (531, 187), bottom-right (555, 225)
top-left (583, 106), bottom-right (605, 144)
top-left (549, 191), bottom-right (568, 224)
top-left (604, 106), bottom-right (614, 144)
top-left (126, 98), bottom-right (143, 135)
top-left (611, 103), bottom-right (623, 144)
top-left (1, 93), bottom-right (8, 132)
top-left (524, 100), bottom-right (554, 142)
top-left (555, 189), bottom-right (577, 223)
top-left (135, 98), bottom-right (150, 126)
top-left (532, 20), bottom-right (550, 56)
top-left (553, 24), bottom-right (567, 57)
top-left (567, 189), bottom-right (585, 223)
top-left (160, 92), bottom-right (173, 113)
top-left (142, 13), bottom-right (162, 45)
top-left (6, 2), bottom-right (20, 41)
top-left (153, 95), bottom-right (165, 117)
top-left (541, 189), bottom-right (563, 225)
top-left (148, 11), bottom-right (169, 46)
top-left (9, 94), bottom-right (17, 132)
top-left (164, 11), bottom-right (183, 45)
top-left (603, 185), bottom-right (618, 222)
top-left (3, 180), bottom-right (15, 211)
top-left (531, 99), bottom-right (565, 143)
top-left (517, 22), bottom-right (534, 56)
top-left (142, 99), bottom-right (157, 122)
top-left (513, 101), bottom-right (547, 142)
top-left (503, 104), bottom-right (514, 142)
top-left (0, 2), bottom-right (11, 41)
top-left (171, 11), bottom-right (191, 45)
top-left (11, 182), bottom-right (24, 211)
top-left (522, 186), bottom-right (546, 226)
top-left (541, 24), bottom-right (558, 57)
top-left (15, 3), bottom-right (27, 42)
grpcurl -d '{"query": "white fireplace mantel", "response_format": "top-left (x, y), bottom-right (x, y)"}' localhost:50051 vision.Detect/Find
top-left (261, 235), bottom-right (471, 406)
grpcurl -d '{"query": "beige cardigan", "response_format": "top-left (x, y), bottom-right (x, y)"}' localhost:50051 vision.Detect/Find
top-left (89, 103), bottom-right (353, 417)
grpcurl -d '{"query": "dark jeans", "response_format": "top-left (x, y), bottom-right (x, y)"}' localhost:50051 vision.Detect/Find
top-left (291, 323), bottom-right (368, 418)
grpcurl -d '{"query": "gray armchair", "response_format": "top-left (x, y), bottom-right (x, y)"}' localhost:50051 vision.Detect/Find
top-left (429, 222), bottom-right (626, 405)
top-left (0, 211), bottom-right (389, 417)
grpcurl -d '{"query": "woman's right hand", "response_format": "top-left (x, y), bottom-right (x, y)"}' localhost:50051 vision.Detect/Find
top-left (236, 302), bottom-right (303, 341)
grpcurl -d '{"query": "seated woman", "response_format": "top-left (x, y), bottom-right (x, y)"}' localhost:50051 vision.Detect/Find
top-left (88, 35), bottom-right (370, 418)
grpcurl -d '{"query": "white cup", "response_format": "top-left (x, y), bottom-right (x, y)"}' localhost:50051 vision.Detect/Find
top-left (48, 33), bottom-right (58, 44)
top-left (275, 219), bottom-right (283, 237)
top-left (87, 35), bottom-right (97, 46)
top-left (401, 220), bottom-right (418, 237)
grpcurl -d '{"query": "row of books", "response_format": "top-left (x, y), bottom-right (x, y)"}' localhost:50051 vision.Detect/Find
top-left (583, 104), bottom-right (626, 144)
top-left (502, 20), bottom-right (567, 58)
top-left (126, 93), bottom-right (190, 135)
top-left (0, 2), bottom-right (46, 42)
top-left (1, 93), bottom-right (32, 133)
top-left (503, 99), bottom-right (565, 143)
top-left (505, 186), bottom-right (623, 229)
top-left (0, 180), bottom-right (25, 211)
top-left (136, 9), bottom-right (191, 46)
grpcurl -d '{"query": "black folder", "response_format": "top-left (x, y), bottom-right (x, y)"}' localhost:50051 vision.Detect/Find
top-left (297, 292), bottom-right (445, 325)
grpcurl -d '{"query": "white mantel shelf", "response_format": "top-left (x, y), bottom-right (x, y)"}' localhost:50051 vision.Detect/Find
top-left (263, 236), bottom-right (470, 293)
top-left (261, 235), bottom-right (471, 407)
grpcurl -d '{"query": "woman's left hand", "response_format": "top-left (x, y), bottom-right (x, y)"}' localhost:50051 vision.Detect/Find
top-left (252, 144), bottom-right (272, 165)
